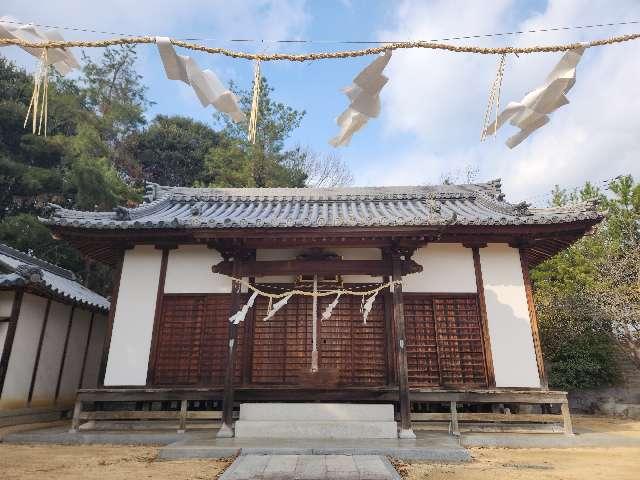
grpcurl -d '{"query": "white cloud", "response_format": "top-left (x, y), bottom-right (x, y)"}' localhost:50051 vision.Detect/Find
top-left (373, 0), bottom-right (640, 202)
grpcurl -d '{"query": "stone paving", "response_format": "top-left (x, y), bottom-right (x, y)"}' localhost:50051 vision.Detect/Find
top-left (219, 454), bottom-right (401, 480)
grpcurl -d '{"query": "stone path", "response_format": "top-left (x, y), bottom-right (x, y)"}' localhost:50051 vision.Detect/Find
top-left (219, 454), bottom-right (401, 480)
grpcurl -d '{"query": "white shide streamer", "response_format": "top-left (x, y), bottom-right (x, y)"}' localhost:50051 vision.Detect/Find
top-left (484, 46), bottom-right (585, 148)
top-left (330, 50), bottom-right (392, 147)
top-left (262, 293), bottom-right (293, 321)
top-left (361, 291), bottom-right (378, 324)
top-left (228, 290), bottom-right (258, 325)
top-left (321, 292), bottom-right (342, 321)
top-left (156, 37), bottom-right (244, 122)
top-left (0, 16), bottom-right (79, 75)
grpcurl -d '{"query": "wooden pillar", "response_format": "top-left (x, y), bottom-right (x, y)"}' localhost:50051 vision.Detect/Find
top-left (69, 399), bottom-right (83, 433)
top-left (55, 306), bottom-right (75, 402)
top-left (218, 254), bottom-right (243, 438)
top-left (98, 252), bottom-right (125, 387)
top-left (561, 400), bottom-right (574, 435)
top-left (0, 289), bottom-right (23, 397)
top-left (449, 400), bottom-right (460, 436)
top-left (146, 247), bottom-right (171, 386)
top-left (391, 249), bottom-right (415, 439)
top-left (77, 312), bottom-right (95, 390)
top-left (471, 246), bottom-right (496, 388)
top-left (519, 248), bottom-right (548, 389)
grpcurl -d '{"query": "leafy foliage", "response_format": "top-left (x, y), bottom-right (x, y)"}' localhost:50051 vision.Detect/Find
top-left (533, 176), bottom-right (640, 390)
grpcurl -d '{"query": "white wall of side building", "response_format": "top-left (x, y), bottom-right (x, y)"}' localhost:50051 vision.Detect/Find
top-left (403, 244), bottom-right (476, 293)
top-left (81, 313), bottom-right (108, 389)
top-left (57, 308), bottom-right (92, 406)
top-left (30, 301), bottom-right (72, 407)
top-left (104, 245), bottom-right (162, 386)
top-left (479, 244), bottom-right (540, 388)
top-left (0, 293), bottom-right (48, 409)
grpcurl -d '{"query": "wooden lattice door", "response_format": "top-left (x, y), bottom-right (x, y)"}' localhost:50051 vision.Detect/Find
top-left (151, 294), bottom-right (241, 386)
top-left (404, 294), bottom-right (488, 388)
top-left (250, 295), bottom-right (314, 384)
top-left (318, 294), bottom-right (387, 386)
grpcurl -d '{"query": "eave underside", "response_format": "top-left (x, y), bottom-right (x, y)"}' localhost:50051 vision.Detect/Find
top-left (50, 221), bottom-right (597, 268)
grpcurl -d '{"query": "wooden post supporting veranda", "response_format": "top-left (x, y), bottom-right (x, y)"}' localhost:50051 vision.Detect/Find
top-left (218, 254), bottom-right (243, 438)
top-left (391, 249), bottom-right (415, 439)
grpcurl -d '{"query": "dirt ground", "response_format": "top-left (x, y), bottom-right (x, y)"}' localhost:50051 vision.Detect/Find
top-left (0, 444), bottom-right (232, 480)
top-left (0, 416), bottom-right (638, 480)
top-left (397, 415), bottom-right (640, 480)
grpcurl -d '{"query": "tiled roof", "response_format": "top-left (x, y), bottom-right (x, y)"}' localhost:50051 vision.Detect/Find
top-left (41, 180), bottom-right (602, 230)
top-left (0, 244), bottom-right (109, 311)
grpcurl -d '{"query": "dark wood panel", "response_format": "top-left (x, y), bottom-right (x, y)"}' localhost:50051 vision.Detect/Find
top-left (405, 294), bottom-right (488, 388)
top-left (318, 294), bottom-right (386, 386)
top-left (251, 295), bottom-right (314, 384)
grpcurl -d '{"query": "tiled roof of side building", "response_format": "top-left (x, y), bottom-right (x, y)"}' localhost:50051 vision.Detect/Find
top-left (40, 179), bottom-right (602, 230)
top-left (0, 243), bottom-right (109, 311)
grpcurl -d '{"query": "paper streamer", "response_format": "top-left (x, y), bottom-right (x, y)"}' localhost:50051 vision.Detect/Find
top-left (0, 16), bottom-right (79, 75)
top-left (156, 37), bottom-right (244, 122)
top-left (484, 46), bottom-right (585, 148)
top-left (321, 293), bottom-right (342, 322)
top-left (263, 293), bottom-right (293, 321)
top-left (229, 290), bottom-right (258, 325)
top-left (361, 291), bottom-right (378, 324)
top-left (330, 50), bottom-right (392, 147)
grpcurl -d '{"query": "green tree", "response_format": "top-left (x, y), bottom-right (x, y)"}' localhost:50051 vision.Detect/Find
top-left (208, 77), bottom-right (307, 187)
top-left (126, 115), bottom-right (220, 186)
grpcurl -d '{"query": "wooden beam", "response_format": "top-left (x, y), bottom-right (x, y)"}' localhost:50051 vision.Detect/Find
top-left (28, 299), bottom-right (52, 403)
top-left (0, 289), bottom-right (23, 396)
top-left (212, 258), bottom-right (422, 277)
top-left (472, 247), bottom-right (496, 387)
top-left (519, 248), bottom-right (548, 388)
top-left (55, 306), bottom-right (75, 402)
top-left (218, 256), bottom-right (243, 438)
top-left (391, 250), bottom-right (414, 438)
top-left (146, 248), bottom-right (170, 386)
top-left (98, 252), bottom-right (124, 387)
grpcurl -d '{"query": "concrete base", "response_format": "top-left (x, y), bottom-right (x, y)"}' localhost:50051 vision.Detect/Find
top-left (217, 423), bottom-right (234, 438)
top-left (398, 428), bottom-right (416, 439)
top-left (235, 403), bottom-right (398, 439)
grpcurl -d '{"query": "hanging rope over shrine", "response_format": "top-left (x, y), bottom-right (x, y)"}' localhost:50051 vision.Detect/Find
top-left (1, 16), bottom-right (639, 143)
top-left (1, 30), bottom-right (639, 59)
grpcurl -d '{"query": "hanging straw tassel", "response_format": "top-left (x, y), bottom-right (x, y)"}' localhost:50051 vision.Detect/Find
top-left (247, 59), bottom-right (261, 144)
top-left (24, 48), bottom-right (50, 136)
top-left (481, 53), bottom-right (507, 141)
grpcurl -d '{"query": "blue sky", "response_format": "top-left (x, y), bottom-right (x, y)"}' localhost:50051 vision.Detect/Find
top-left (3, 0), bottom-right (640, 203)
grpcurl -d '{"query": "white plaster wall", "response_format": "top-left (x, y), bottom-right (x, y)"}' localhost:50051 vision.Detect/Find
top-left (403, 244), bottom-right (477, 293)
top-left (0, 290), bottom-right (15, 318)
top-left (57, 308), bottom-right (91, 406)
top-left (30, 301), bottom-right (72, 407)
top-left (81, 313), bottom-right (108, 389)
top-left (0, 293), bottom-right (47, 409)
top-left (164, 245), bottom-right (232, 293)
top-left (104, 246), bottom-right (162, 386)
top-left (480, 244), bottom-right (540, 388)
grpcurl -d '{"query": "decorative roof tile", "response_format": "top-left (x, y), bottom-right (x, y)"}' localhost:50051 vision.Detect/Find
top-left (41, 181), bottom-right (602, 231)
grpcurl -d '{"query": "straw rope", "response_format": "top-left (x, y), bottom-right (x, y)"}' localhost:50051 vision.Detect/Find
top-left (230, 277), bottom-right (401, 299)
top-left (481, 53), bottom-right (507, 141)
top-left (1, 32), bottom-right (639, 61)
